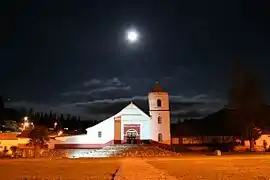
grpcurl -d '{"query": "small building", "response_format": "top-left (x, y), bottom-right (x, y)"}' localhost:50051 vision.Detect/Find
top-left (244, 127), bottom-right (270, 150)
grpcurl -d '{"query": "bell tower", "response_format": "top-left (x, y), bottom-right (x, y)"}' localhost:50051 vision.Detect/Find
top-left (148, 82), bottom-right (171, 145)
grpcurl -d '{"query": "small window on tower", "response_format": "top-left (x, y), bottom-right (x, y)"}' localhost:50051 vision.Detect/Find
top-left (158, 116), bottom-right (162, 124)
top-left (157, 99), bottom-right (162, 107)
top-left (98, 131), bottom-right (102, 138)
top-left (158, 133), bottom-right (163, 142)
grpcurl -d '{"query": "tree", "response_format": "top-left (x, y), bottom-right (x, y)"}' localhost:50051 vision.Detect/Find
top-left (0, 96), bottom-right (4, 124)
top-left (229, 64), bottom-right (265, 150)
top-left (28, 108), bottom-right (34, 118)
top-left (28, 125), bottom-right (49, 157)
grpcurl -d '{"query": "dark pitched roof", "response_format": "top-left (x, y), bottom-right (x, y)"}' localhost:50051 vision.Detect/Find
top-left (0, 133), bottom-right (18, 140)
top-left (151, 81), bottom-right (164, 92)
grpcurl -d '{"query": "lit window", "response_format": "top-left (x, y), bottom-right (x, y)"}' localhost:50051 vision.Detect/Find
top-left (158, 116), bottom-right (162, 124)
top-left (157, 99), bottom-right (161, 107)
top-left (158, 133), bottom-right (162, 142)
top-left (98, 131), bottom-right (102, 138)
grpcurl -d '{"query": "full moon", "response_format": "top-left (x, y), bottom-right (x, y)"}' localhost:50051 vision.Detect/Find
top-left (126, 29), bottom-right (139, 43)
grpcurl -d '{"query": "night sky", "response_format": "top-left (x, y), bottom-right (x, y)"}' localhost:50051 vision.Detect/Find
top-left (1, 1), bottom-right (270, 122)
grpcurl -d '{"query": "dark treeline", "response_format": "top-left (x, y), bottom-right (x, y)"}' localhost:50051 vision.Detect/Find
top-left (0, 97), bottom-right (99, 133)
top-left (20, 108), bottom-right (100, 133)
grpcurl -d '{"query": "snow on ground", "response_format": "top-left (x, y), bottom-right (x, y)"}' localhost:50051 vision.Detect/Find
top-left (1, 154), bottom-right (270, 179)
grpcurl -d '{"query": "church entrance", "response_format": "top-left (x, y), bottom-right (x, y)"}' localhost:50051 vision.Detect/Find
top-left (123, 124), bottom-right (141, 144)
top-left (126, 129), bottom-right (138, 144)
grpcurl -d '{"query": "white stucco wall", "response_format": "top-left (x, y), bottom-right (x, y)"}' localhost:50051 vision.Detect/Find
top-left (55, 117), bottom-right (115, 145)
top-left (117, 103), bottom-right (150, 141)
top-left (121, 115), bottom-right (150, 140)
top-left (148, 92), bottom-right (171, 144)
top-left (244, 134), bottom-right (270, 147)
top-left (85, 117), bottom-right (115, 144)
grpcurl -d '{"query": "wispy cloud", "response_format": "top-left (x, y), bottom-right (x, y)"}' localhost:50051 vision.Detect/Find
top-left (60, 86), bottom-right (131, 96)
top-left (170, 94), bottom-right (223, 103)
top-left (61, 77), bottom-right (131, 96)
top-left (104, 77), bottom-right (125, 87)
top-left (83, 79), bottom-right (101, 86)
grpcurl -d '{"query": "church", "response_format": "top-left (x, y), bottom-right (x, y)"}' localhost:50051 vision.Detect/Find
top-left (51, 82), bottom-right (171, 149)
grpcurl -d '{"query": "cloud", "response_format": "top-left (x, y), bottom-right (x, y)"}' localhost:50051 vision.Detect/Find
top-left (8, 94), bottom-right (223, 122)
top-left (6, 94), bottom-right (224, 123)
top-left (83, 78), bottom-right (125, 87)
top-left (83, 79), bottom-right (101, 86)
top-left (61, 77), bottom-right (131, 96)
top-left (60, 86), bottom-right (131, 96)
top-left (170, 94), bottom-right (223, 104)
top-left (104, 78), bottom-right (125, 87)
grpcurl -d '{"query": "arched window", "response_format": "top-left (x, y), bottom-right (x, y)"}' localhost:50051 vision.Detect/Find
top-left (158, 133), bottom-right (163, 142)
top-left (158, 116), bottom-right (162, 124)
top-left (157, 99), bottom-right (162, 107)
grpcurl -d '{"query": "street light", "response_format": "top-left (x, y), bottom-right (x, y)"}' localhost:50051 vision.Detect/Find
top-left (54, 122), bottom-right (57, 129)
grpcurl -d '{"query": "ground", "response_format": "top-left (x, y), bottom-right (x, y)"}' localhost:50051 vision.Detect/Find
top-left (1, 154), bottom-right (270, 179)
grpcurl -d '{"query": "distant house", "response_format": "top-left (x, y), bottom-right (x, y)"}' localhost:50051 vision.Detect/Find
top-left (0, 132), bottom-right (29, 155)
top-left (243, 127), bottom-right (270, 150)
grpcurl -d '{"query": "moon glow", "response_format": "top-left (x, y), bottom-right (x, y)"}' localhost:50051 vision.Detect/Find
top-left (126, 29), bottom-right (139, 43)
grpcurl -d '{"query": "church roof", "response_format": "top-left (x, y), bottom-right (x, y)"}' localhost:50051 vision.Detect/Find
top-left (115, 102), bottom-right (150, 118)
top-left (86, 102), bottom-right (150, 131)
top-left (151, 81), bottom-right (164, 92)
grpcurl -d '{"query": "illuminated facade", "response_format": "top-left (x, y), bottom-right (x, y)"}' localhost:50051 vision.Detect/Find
top-left (148, 84), bottom-right (171, 145)
top-left (53, 82), bottom-right (171, 149)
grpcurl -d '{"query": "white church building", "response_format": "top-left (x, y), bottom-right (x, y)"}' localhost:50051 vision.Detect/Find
top-left (51, 82), bottom-right (171, 149)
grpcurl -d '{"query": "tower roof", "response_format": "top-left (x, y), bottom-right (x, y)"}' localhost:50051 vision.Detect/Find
top-left (151, 81), bottom-right (164, 92)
